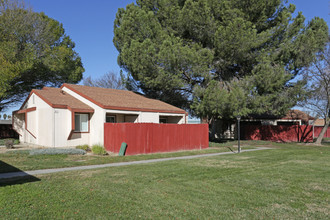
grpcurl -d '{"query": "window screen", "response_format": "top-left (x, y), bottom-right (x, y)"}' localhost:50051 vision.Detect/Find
top-left (75, 113), bottom-right (89, 132)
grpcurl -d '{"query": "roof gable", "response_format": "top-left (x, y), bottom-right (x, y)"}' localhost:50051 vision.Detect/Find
top-left (20, 87), bottom-right (93, 112)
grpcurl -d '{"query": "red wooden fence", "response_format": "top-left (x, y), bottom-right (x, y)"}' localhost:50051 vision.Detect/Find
top-left (104, 123), bottom-right (209, 155)
top-left (313, 126), bottom-right (330, 138)
top-left (242, 125), bottom-right (330, 142)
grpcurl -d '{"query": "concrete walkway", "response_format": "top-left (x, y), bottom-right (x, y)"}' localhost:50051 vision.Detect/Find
top-left (0, 147), bottom-right (272, 180)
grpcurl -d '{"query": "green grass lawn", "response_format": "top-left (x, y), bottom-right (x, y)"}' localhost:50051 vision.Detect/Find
top-left (0, 142), bottom-right (256, 173)
top-left (0, 142), bottom-right (329, 219)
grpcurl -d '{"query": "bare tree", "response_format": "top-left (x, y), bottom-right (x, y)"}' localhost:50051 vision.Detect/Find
top-left (301, 43), bottom-right (330, 144)
top-left (83, 71), bottom-right (126, 90)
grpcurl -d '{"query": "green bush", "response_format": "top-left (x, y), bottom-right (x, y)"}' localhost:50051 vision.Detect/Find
top-left (91, 145), bottom-right (107, 155)
top-left (29, 148), bottom-right (86, 155)
top-left (76, 144), bottom-right (91, 152)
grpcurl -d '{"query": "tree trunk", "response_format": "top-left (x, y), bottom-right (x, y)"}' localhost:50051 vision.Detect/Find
top-left (315, 120), bottom-right (330, 145)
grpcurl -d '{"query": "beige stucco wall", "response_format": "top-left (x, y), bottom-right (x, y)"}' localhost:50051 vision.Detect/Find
top-left (47, 108), bottom-right (90, 147)
top-left (53, 108), bottom-right (69, 147)
top-left (26, 110), bottom-right (37, 144)
top-left (139, 112), bottom-right (159, 123)
top-left (67, 133), bottom-right (90, 147)
top-left (13, 113), bottom-right (24, 143)
top-left (37, 108), bottom-right (54, 147)
top-left (34, 94), bottom-right (53, 147)
top-left (62, 86), bottom-right (104, 146)
top-left (13, 93), bottom-right (55, 147)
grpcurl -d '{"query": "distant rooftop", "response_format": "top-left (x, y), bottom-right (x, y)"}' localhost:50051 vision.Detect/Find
top-left (0, 120), bottom-right (11, 124)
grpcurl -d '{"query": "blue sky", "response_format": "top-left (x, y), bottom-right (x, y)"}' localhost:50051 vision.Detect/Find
top-left (4, 0), bottom-right (330, 114)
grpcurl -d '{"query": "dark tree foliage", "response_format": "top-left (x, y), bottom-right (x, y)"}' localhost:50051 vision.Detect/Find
top-left (114, 0), bottom-right (328, 119)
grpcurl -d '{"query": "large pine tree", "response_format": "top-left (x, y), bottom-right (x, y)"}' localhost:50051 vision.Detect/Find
top-left (0, 0), bottom-right (84, 111)
top-left (114, 0), bottom-right (328, 120)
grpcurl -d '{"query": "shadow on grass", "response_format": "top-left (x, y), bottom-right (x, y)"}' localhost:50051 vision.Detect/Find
top-left (0, 161), bottom-right (40, 187)
top-left (210, 139), bottom-right (234, 143)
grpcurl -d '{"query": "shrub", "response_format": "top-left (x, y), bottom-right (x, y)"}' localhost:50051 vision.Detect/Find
top-left (76, 144), bottom-right (91, 152)
top-left (1, 139), bottom-right (19, 146)
top-left (5, 139), bottom-right (14, 149)
top-left (91, 145), bottom-right (107, 155)
top-left (29, 148), bottom-right (86, 156)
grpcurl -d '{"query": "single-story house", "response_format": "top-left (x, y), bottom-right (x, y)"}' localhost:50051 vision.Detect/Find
top-left (242, 110), bottom-right (314, 126)
top-left (13, 84), bottom-right (187, 147)
top-left (209, 109), bottom-right (314, 140)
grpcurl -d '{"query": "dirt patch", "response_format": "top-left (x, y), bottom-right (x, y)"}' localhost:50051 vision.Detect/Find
top-left (269, 203), bottom-right (296, 214)
top-left (192, 158), bottom-right (253, 168)
top-left (308, 183), bottom-right (329, 192)
top-left (306, 203), bottom-right (330, 215)
top-left (279, 160), bottom-right (313, 165)
top-left (0, 144), bottom-right (44, 154)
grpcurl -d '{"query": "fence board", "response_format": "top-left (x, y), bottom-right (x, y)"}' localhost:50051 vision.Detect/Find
top-left (104, 123), bottom-right (209, 155)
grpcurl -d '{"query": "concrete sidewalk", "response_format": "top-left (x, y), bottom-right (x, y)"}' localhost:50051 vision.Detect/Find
top-left (0, 147), bottom-right (272, 180)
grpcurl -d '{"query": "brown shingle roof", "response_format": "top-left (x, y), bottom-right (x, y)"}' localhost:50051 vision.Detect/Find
top-left (282, 110), bottom-right (314, 122)
top-left (33, 87), bottom-right (93, 112)
top-left (62, 84), bottom-right (186, 113)
top-left (245, 109), bottom-right (314, 122)
top-left (312, 119), bottom-right (325, 126)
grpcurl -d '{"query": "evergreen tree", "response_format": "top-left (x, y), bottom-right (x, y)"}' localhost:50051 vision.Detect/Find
top-left (114, 0), bottom-right (328, 119)
top-left (0, 0), bottom-right (84, 111)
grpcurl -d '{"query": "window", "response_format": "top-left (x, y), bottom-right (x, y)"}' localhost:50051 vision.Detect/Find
top-left (75, 113), bottom-right (89, 132)
top-left (277, 121), bottom-right (299, 126)
top-left (106, 115), bottom-right (116, 123)
top-left (159, 117), bottom-right (167, 124)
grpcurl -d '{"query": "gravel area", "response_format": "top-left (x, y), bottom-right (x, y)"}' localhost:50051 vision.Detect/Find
top-left (0, 144), bottom-right (45, 153)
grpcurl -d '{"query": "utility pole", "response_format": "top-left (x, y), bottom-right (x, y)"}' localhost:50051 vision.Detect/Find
top-left (237, 115), bottom-right (241, 153)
